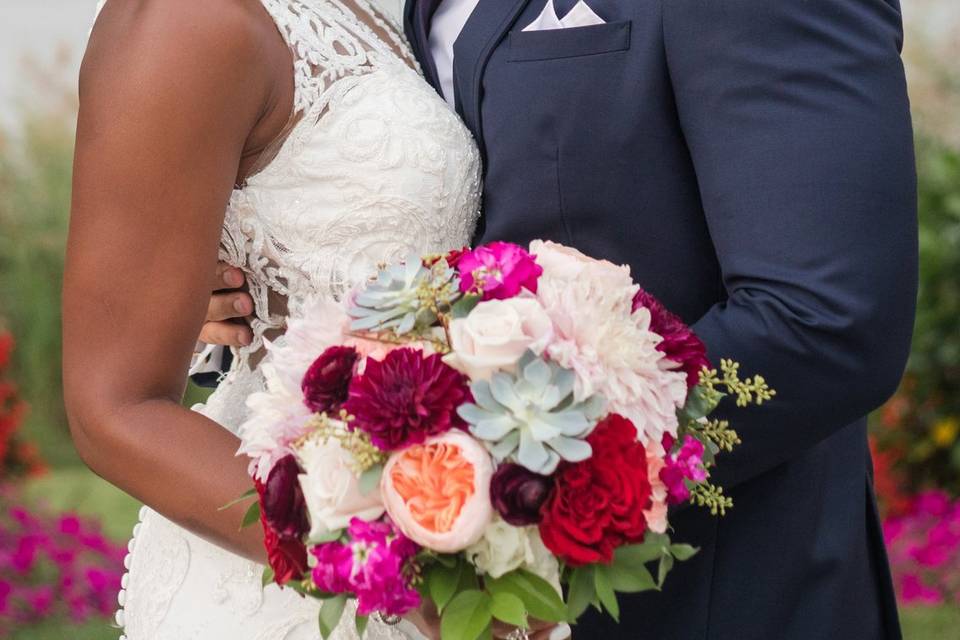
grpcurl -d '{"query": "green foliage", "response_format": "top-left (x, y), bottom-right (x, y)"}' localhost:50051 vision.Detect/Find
top-left (317, 594), bottom-right (348, 638)
top-left (872, 135), bottom-right (960, 496)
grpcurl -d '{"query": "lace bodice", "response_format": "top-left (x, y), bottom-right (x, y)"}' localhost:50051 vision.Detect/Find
top-left (220, 0), bottom-right (482, 370)
top-left (112, 0), bottom-right (480, 638)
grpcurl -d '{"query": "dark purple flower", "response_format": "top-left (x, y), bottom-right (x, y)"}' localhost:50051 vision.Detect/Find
top-left (457, 242), bottom-right (543, 300)
top-left (632, 288), bottom-right (711, 389)
top-left (490, 463), bottom-right (554, 526)
top-left (261, 455), bottom-right (310, 540)
top-left (344, 348), bottom-right (471, 451)
top-left (302, 346), bottom-right (359, 414)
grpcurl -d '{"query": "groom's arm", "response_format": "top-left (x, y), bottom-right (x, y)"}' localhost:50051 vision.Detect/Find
top-left (663, 0), bottom-right (917, 488)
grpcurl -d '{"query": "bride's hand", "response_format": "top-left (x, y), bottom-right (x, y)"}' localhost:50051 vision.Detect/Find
top-left (404, 601), bottom-right (570, 640)
top-left (198, 261), bottom-right (255, 347)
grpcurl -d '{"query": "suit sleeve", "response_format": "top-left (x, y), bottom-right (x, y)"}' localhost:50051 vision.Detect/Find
top-left (662, 0), bottom-right (918, 488)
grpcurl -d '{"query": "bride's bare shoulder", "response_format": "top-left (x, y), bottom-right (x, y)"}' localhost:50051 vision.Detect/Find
top-left (82, 0), bottom-right (281, 94)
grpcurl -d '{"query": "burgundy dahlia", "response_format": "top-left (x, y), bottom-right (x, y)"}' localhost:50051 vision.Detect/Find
top-left (632, 288), bottom-right (711, 389)
top-left (344, 348), bottom-right (470, 451)
top-left (260, 454), bottom-right (310, 540)
top-left (490, 463), bottom-right (554, 526)
top-left (302, 345), bottom-right (358, 414)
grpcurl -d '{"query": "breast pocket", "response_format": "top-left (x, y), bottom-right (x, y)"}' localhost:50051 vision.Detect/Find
top-left (508, 20), bottom-right (632, 62)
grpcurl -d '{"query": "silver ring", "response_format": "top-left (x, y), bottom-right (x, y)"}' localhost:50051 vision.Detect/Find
top-left (373, 612), bottom-right (401, 626)
top-left (506, 629), bottom-right (530, 640)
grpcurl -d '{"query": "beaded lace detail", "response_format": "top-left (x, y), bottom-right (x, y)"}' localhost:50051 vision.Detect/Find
top-left (114, 0), bottom-right (481, 637)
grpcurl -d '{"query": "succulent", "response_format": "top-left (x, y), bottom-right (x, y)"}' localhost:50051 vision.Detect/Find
top-left (458, 351), bottom-right (606, 475)
top-left (349, 258), bottom-right (459, 336)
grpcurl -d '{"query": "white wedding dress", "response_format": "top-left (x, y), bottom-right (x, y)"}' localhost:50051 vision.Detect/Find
top-left (101, 0), bottom-right (482, 637)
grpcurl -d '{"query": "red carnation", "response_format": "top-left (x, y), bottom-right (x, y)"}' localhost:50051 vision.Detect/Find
top-left (632, 288), bottom-right (711, 388)
top-left (255, 478), bottom-right (308, 585)
top-left (538, 414), bottom-right (652, 566)
top-left (302, 346), bottom-right (358, 414)
top-left (344, 348), bottom-right (470, 451)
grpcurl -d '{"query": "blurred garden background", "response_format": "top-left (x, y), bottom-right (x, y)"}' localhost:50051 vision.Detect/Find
top-left (1, 1), bottom-right (958, 638)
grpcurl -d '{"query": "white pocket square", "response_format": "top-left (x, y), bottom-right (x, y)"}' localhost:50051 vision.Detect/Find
top-left (522, 0), bottom-right (605, 32)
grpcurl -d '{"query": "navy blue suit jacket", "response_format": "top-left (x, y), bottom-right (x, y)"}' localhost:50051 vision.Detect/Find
top-left (401, 0), bottom-right (917, 637)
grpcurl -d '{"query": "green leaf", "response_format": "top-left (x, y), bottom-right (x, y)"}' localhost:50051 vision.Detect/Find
top-left (679, 385), bottom-right (720, 422)
top-left (309, 528), bottom-right (344, 545)
top-left (318, 594), bottom-right (348, 639)
top-left (485, 570), bottom-right (566, 623)
top-left (451, 293), bottom-right (482, 319)
top-left (355, 614), bottom-right (368, 638)
top-left (612, 540), bottom-right (664, 568)
top-left (669, 544), bottom-right (699, 561)
top-left (428, 559), bottom-right (463, 613)
top-left (219, 487), bottom-right (257, 511)
top-left (657, 554), bottom-right (675, 588)
top-left (240, 500), bottom-right (261, 530)
top-left (358, 464), bottom-right (383, 495)
top-left (565, 566), bottom-right (595, 621)
top-left (440, 590), bottom-right (492, 640)
top-left (490, 591), bottom-right (527, 628)
top-left (607, 560), bottom-right (657, 593)
top-left (593, 565), bottom-right (619, 622)
top-left (457, 564), bottom-right (480, 592)
top-left (261, 567), bottom-right (275, 588)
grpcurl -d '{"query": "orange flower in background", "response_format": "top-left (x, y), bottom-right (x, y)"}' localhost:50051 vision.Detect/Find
top-left (381, 431), bottom-right (493, 552)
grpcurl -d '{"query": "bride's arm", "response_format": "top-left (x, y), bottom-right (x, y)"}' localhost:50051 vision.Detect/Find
top-left (63, 0), bottom-right (285, 562)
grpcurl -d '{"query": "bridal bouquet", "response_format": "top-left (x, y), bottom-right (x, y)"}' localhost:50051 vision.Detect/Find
top-left (233, 241), bottom-right (774, 638)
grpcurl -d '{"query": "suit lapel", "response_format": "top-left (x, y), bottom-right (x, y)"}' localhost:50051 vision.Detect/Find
top-left (451, 0), bottom-right (533, 147)
top-left (404, 0), bottom-right (443, 93)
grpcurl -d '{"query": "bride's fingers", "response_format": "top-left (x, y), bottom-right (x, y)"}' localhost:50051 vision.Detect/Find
top-left (198, 320), bottom-right (252, 347)
top-left (214, 262), bottom-right (245, 290)
top-left (206, 291), bottom-right (253, 322)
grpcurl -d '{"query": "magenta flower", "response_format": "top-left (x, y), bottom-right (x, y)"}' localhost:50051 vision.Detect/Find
top-left (457, 241), bottom-right (543, 300)
top-left (302, 346), bottom-right (359, 414)
top-left (660, 434), bottom-right (708, 505)
top-left (489, 463), bottom-right (553, 526)
top-left (632, 288), bottom-right (710, 389)
top-left (345, 348), bottom-right (471, 451)
top-left (309, 518), bottom-right (421, 617)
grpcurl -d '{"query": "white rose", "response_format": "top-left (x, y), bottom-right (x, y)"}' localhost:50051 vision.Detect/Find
top-left (465, 518), bottom-right (562, 593)
top-left (296, 435), bottom-right (384, 541)
top-left (443, 297), bottom-right (553, 380)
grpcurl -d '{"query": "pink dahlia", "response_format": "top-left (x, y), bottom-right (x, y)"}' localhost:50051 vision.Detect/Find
top-left (659, 434), bottom-right (708, 505)
top-left (344, 348), bottom-right (470, 451)
top-left (302, 345), bottom-right (358, 414)
top-left (632, 288), bottom-right (710, 389)
top-left (458, 241), bottom-right (543, 300)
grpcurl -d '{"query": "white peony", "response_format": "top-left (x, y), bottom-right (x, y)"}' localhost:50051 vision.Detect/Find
top-left (465, 517), bottom-right (562, 593)
top-left (443, 297), bottom-right (553, 380)
top-left (296, 433), bottom-right (385, 540)
top-left (532, 241), bottom-right (687, 445)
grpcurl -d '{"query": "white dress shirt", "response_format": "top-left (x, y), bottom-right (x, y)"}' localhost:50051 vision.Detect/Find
top-left (427, 0), bottom-right (481, 107)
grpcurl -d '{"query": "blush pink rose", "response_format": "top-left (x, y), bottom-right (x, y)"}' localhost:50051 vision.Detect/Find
top-left (443, 297), bottom-right (553, 380)
top-left (381, 431), bottom-right (493, 553)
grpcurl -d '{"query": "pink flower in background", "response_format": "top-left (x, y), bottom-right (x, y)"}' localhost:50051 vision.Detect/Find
top-left (1, 501), bottom-right (124, 633)
top-left (632, 288), bottom-right (710, 389)
top-left (309, 518), bottom-right (421, 616)
top-left (883, 490), bottom-right (960, 605)
top-left (659, 434), bottom-right (708, 505)
top-left (457, 242), bottom-right (543, 300)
